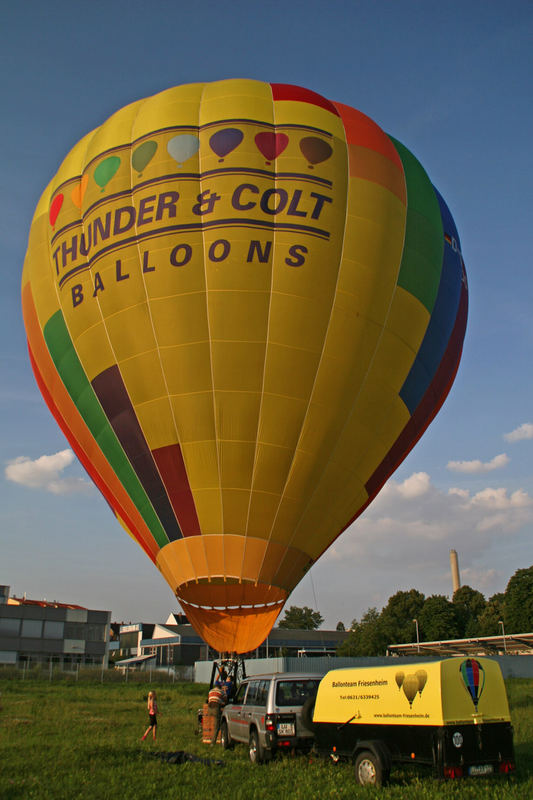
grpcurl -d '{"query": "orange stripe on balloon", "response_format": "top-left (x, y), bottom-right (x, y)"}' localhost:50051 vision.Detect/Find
top-left (333, 102), bottom-right (404, 169)
top-left (346, 143), bottom-right (406, 204)
top-left (22, 283), bottom-right (160, 562)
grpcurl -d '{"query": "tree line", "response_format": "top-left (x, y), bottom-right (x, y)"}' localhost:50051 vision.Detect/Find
top-left (276, 565), bottom-right (533, 658)
top-left (336, 565), bottom-right (533, 657)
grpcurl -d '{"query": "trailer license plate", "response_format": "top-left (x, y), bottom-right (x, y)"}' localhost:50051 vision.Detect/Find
top-left (277, 722), bottom-right (295, 736)
top-left (469, 764), bottom-right (493, 776)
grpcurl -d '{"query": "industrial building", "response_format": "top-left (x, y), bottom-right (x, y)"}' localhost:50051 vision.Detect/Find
top-left (114, 612), bottom-right (349, 668)
top-left (0, 585), bottom-right (111, 667)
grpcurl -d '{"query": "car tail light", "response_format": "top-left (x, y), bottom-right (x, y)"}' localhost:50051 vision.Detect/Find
top-left (499, 760), bottom-right (515, 774)
top-left (265, 714), bottom-right (276, 733)
top-left (444, 765), bottom-right (464, 779)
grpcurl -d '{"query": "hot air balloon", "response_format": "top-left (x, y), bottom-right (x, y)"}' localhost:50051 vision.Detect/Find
top-left (21, 79), bottom-right (467, 654)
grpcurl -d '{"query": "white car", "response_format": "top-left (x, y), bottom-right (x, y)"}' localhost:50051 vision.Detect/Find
top-left (220, 672), bottom-right (322, 763)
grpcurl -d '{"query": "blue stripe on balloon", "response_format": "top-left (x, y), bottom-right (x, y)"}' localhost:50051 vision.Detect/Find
top-left (400, 189), bottom-right (463, 415)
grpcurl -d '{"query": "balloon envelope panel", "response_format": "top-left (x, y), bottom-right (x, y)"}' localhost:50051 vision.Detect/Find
top-left (22, 80), bottom-right (467, 653)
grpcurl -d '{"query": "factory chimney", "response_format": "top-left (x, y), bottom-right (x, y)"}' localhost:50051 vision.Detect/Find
top-left (450, 549), bottom-right (461, 595)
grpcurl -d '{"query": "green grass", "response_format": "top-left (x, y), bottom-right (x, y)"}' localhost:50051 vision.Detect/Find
top-left (0, 674), bottom-right (532, 799)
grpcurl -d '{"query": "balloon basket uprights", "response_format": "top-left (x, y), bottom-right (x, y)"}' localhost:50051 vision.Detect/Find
top-left (201, 655), bottom-right (245, 744)
top-left (209, 654), bottom-right (246, 694)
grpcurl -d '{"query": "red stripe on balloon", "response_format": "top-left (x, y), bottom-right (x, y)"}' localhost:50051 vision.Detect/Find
top-left (152, 444), bottom-right (201, 537)
top-left (270, 83), bottom-right (340, 116)
top-left (471, 659), bottom-right (479, 691)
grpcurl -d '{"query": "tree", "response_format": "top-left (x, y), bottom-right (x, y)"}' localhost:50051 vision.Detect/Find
top-left (336, 621), bottom-right (345, 631)
top-left (452, 585), bottom-right (487, 637)
top-left (357, 607), bottom-right (388, 656)
top-left (477, 593), bottom-right (505, 636)
top-left (504, 566), bottom-right (533, 633)
top-left (278, 605), bottom-right (324, 630)
top-left (418, 595), bottom-right (460, 641)
top-left (379, 589), bottom-right (426, 644)
top-left (337, 608), bottom-right (388, 657)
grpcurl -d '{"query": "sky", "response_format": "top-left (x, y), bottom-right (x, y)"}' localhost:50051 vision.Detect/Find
top-left (1, 1), bottom-right (532, 632)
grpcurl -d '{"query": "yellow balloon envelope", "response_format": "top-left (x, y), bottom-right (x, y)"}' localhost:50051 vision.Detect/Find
top-left (21, 80), bottom-right (467, 653)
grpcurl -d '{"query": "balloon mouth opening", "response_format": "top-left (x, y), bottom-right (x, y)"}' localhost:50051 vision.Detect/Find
top-left (176, 579), bottom-right (287, 609)
top-left (177, 586), bottom-right (287, 654)
top-left (173, 580), bottom-right (288, 652)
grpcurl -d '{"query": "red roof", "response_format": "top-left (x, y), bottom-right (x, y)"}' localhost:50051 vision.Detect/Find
top-left (10, 596), bottom-right (86, 610)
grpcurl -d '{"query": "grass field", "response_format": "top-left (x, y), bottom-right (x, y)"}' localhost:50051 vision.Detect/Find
top-left (0, 673), bottom-right (532, 799)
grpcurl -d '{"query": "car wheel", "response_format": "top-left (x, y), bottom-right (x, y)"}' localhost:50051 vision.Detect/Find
top-left (249, 729), bottom-right (269, 764)
top-left (221, 720), bottom-right (233, 750)
top-left (354, 750), bottom-right (385, 787)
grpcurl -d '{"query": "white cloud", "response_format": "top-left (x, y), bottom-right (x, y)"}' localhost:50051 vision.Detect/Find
top-left (447, 453), bottom-right (509, 473)
top-left (381, 471), bottom-right (431, 499)
top-left (325, 472), bottom-right (533, 580)
top-left (448, 487), bottom-right (469, 499)
top-left (469, 487), bottom-right (532, 510)
top-left (291, 472), bottom-right (533, 626)
top-left (5, 449), bottom-right (91, 494)
top-left (504, 423), bottom-right (533, 442)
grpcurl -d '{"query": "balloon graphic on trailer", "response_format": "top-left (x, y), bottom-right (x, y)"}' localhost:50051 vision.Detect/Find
top-left (402, 675), bottom-right (420, 708)
top-left (415, 669), bottom-right (428, 696)
top-left (460, 659), bottom-right (485, 710)
top-left (21, 79), bottom-right (468, 654)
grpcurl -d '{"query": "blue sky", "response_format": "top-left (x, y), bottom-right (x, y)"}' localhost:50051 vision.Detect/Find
top-left (2, 1), bottom-right (532, 629)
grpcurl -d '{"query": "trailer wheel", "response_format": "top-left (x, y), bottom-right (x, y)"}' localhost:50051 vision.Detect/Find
top-left (354, 749), bottom-right (385, 786)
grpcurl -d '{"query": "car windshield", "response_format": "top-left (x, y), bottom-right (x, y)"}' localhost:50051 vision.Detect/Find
top-left (275, 679), bottom-right (320, 707)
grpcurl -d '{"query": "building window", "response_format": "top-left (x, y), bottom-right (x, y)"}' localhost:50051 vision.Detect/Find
top-left (0, 617), bottom-right (21, 635)
top-left (85, 624), bottom-right (106, 642)
top-left (43, 621), bottom-right (64, 639)
top-left (21, 619), bottom-right (43, 638)
top-left (65, 623), bottom-right (85, 639)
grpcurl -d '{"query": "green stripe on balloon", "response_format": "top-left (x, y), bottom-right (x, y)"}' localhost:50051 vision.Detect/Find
top-left (390, 137), bottom-right (443, 314)
top-left (94, 156), bottom-right (121, 191)
top-left (42, 310), bottom-right (169, 548)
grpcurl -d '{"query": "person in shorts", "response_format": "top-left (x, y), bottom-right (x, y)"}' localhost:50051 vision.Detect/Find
top-left (141, 690), bottom-right (159, 741)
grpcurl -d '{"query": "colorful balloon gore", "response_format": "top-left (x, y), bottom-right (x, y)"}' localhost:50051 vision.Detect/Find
top-left (460, 659), bottom-right (485, 710)
top-left (22, 80), bottom-right (467, 653)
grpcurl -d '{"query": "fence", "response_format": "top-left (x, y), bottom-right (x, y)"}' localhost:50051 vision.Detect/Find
top-left (194, 654), bottom-right (533, 683)
top-left (0, 662), bottom-right (195, 684)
